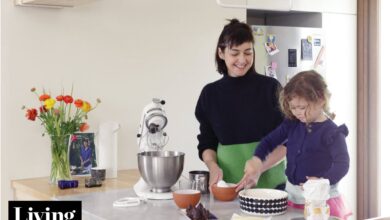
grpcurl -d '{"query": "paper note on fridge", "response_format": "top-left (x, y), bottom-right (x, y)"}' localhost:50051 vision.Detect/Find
top-left (301, 39), bottom-right (313, 60)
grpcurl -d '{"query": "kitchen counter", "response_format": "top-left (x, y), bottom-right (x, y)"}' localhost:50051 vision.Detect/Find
top-left (12, 169), bottom-right (305, 219)
top-left (58, 187), bottom-right (304, 220)
top-left (11, 169), bottom-right (140, 200)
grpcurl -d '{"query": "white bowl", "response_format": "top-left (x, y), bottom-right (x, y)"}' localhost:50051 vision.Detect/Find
top-left (238, 189), bottom-right (288, 216)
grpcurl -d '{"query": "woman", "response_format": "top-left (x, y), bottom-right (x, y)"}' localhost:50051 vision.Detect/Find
top-left (80, 138), bottom-right (93, 173)
top-left (195, 18), bottom-right (287, 190)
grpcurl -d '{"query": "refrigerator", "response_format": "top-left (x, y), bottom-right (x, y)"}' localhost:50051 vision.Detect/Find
top-left (251, 25), bottom-right (325, 86)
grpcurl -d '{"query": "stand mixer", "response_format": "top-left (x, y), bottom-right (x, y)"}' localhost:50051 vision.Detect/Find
top-left (134, 98), bottom-right (184, 200)
top-left (136, 98), bottom-right (169, 152)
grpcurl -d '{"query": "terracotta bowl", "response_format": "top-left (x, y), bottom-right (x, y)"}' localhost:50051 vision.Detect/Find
top-left (211, 183), bottom-right (238, 201)
top-left (172, 189), bottom-right (201, 209)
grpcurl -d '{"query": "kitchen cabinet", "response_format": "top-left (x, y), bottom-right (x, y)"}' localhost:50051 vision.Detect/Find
top-left (11, 169), bottom-right (140, 200)
top-left (217, 0), bottom-right (357, 14)
top-left (14, 0), bottom-right (95, 8)
top-left (292, 0), bottom-right (357, 14)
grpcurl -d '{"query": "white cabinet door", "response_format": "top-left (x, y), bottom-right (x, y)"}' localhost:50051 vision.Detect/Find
top-left (292, 0), bottom-right (357, 14)
top-left (15, 0), bottom-right (95, 7)
top-left (216, 0), bottom-right (356, 14)
top-left (245, 0), bottom-right (292, 11)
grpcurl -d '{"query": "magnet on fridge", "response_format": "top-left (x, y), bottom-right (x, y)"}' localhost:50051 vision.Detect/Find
top-left (288, 49), bottom-right (297, 67)
top-left (265, 34), bottom-right (279, 56)
top-left (265, 65), bottom-right (278, 80)
top-left (252, 26), bottom-right (264, 36)
top-left (271, 62), bottom-right (277, 70)
top-left (307, 36), bottom-right (313, 43)
top-left (267, 34), bottom-right (275, 43)
top-left (264, 42), bottom-right (280, 56)
top-left (301, 39), bottom-right (313, 60)
top-left (314, 38), bottom-right (321, 46)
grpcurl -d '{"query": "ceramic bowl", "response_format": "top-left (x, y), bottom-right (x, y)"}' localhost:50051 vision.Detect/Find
top-left (211, 183), bottom-right (238, 201)
top-left (172, 189), bottom-right (201, 209)
top-left (238, 189), bottom-right (288, 216)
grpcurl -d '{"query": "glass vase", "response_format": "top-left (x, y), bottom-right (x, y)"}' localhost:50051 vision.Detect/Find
top-left (50, 134), bottom-right (72, 184)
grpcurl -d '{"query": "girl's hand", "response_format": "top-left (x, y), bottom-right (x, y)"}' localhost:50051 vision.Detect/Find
top-left (300, 176), bottom-right (321, 190)
top-left (236, 157), bottom-right (263, 192)
top-left (300, 176), bottom-right (320, 185)
top-left (205, 161), bottom-right (223, 192)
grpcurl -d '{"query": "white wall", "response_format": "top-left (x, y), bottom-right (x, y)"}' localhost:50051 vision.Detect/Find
top-left (323, 13), bottom-right (357, 218)
top-left (0, 0), bottom-right (244, 218)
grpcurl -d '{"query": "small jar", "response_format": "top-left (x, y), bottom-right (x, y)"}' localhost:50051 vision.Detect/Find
top-left (304, 200), bottom-right (330, 220)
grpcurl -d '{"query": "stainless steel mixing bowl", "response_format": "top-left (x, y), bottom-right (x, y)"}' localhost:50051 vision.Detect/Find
top-left (137, 150), bottom-right (185, 193)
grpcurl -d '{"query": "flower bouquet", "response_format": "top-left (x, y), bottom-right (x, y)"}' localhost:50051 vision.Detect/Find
top-left (23, 87), bottom-right (100, 183)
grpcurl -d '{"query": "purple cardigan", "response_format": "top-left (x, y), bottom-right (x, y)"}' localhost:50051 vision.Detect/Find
top-left (254, 119), bottom-right (349, 185)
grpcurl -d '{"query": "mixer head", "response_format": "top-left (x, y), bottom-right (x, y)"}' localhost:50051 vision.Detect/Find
top-left (137, 98), bottom-right (169, 152)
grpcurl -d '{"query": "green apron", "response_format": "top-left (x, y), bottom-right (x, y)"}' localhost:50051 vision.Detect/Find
top-left (217, 141), bottom-right (286, 189)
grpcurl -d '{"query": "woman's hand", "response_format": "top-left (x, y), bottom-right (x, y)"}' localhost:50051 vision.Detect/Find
top-left (236, 156), bottom-right (263, 192)
top-left (202, 149), bottom-right (223, 192)
top-left (205, 160), bottom-right (223, 192)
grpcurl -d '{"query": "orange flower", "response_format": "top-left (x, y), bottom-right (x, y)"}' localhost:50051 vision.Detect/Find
top-left (74, 99), bottom-right (83, 108)
top-left (56, 95), bottom-right (64, 101)
top-left (63, 95), bottom-right (73, 104)
top-left (39, 94), bottom-right (51, 101)
top-left (25, 108), bottom-right (38, 121)
top-left (79, 123), bottom-right (90, 132)
top-left (24, 87), bottom-right (100, 136)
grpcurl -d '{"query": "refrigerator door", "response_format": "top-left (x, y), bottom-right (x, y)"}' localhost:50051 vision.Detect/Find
top-left (252, 25), bottom-right (324, 86)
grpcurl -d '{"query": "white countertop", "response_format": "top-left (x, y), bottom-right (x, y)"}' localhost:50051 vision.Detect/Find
top-left (57, 188), bottom-right (305, 220)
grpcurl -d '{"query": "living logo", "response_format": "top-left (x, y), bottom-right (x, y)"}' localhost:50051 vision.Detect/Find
top-left (9, 201), bottom-right (81, 220)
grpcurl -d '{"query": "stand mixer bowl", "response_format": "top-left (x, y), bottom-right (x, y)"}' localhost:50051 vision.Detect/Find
top-left (137, 151), bottom-right (184, 193)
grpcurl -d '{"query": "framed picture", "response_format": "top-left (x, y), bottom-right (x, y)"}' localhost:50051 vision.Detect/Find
top-left (69, 133), bottom-right (97, 176)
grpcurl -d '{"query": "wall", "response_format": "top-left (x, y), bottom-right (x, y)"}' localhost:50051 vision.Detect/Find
top-left (322, 13), bottom-right (357, 218)
top-left (0, 0), bottom-right (244, 218)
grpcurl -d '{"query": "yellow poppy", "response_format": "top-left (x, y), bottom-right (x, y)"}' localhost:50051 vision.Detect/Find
top-left (44, 98), bottom-right (56, 110)
top-left (81, 101), bottom-right (91, 112)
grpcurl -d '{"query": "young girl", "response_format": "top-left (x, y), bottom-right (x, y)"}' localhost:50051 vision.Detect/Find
top-left (237, 70), bottom-right (352, 219)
